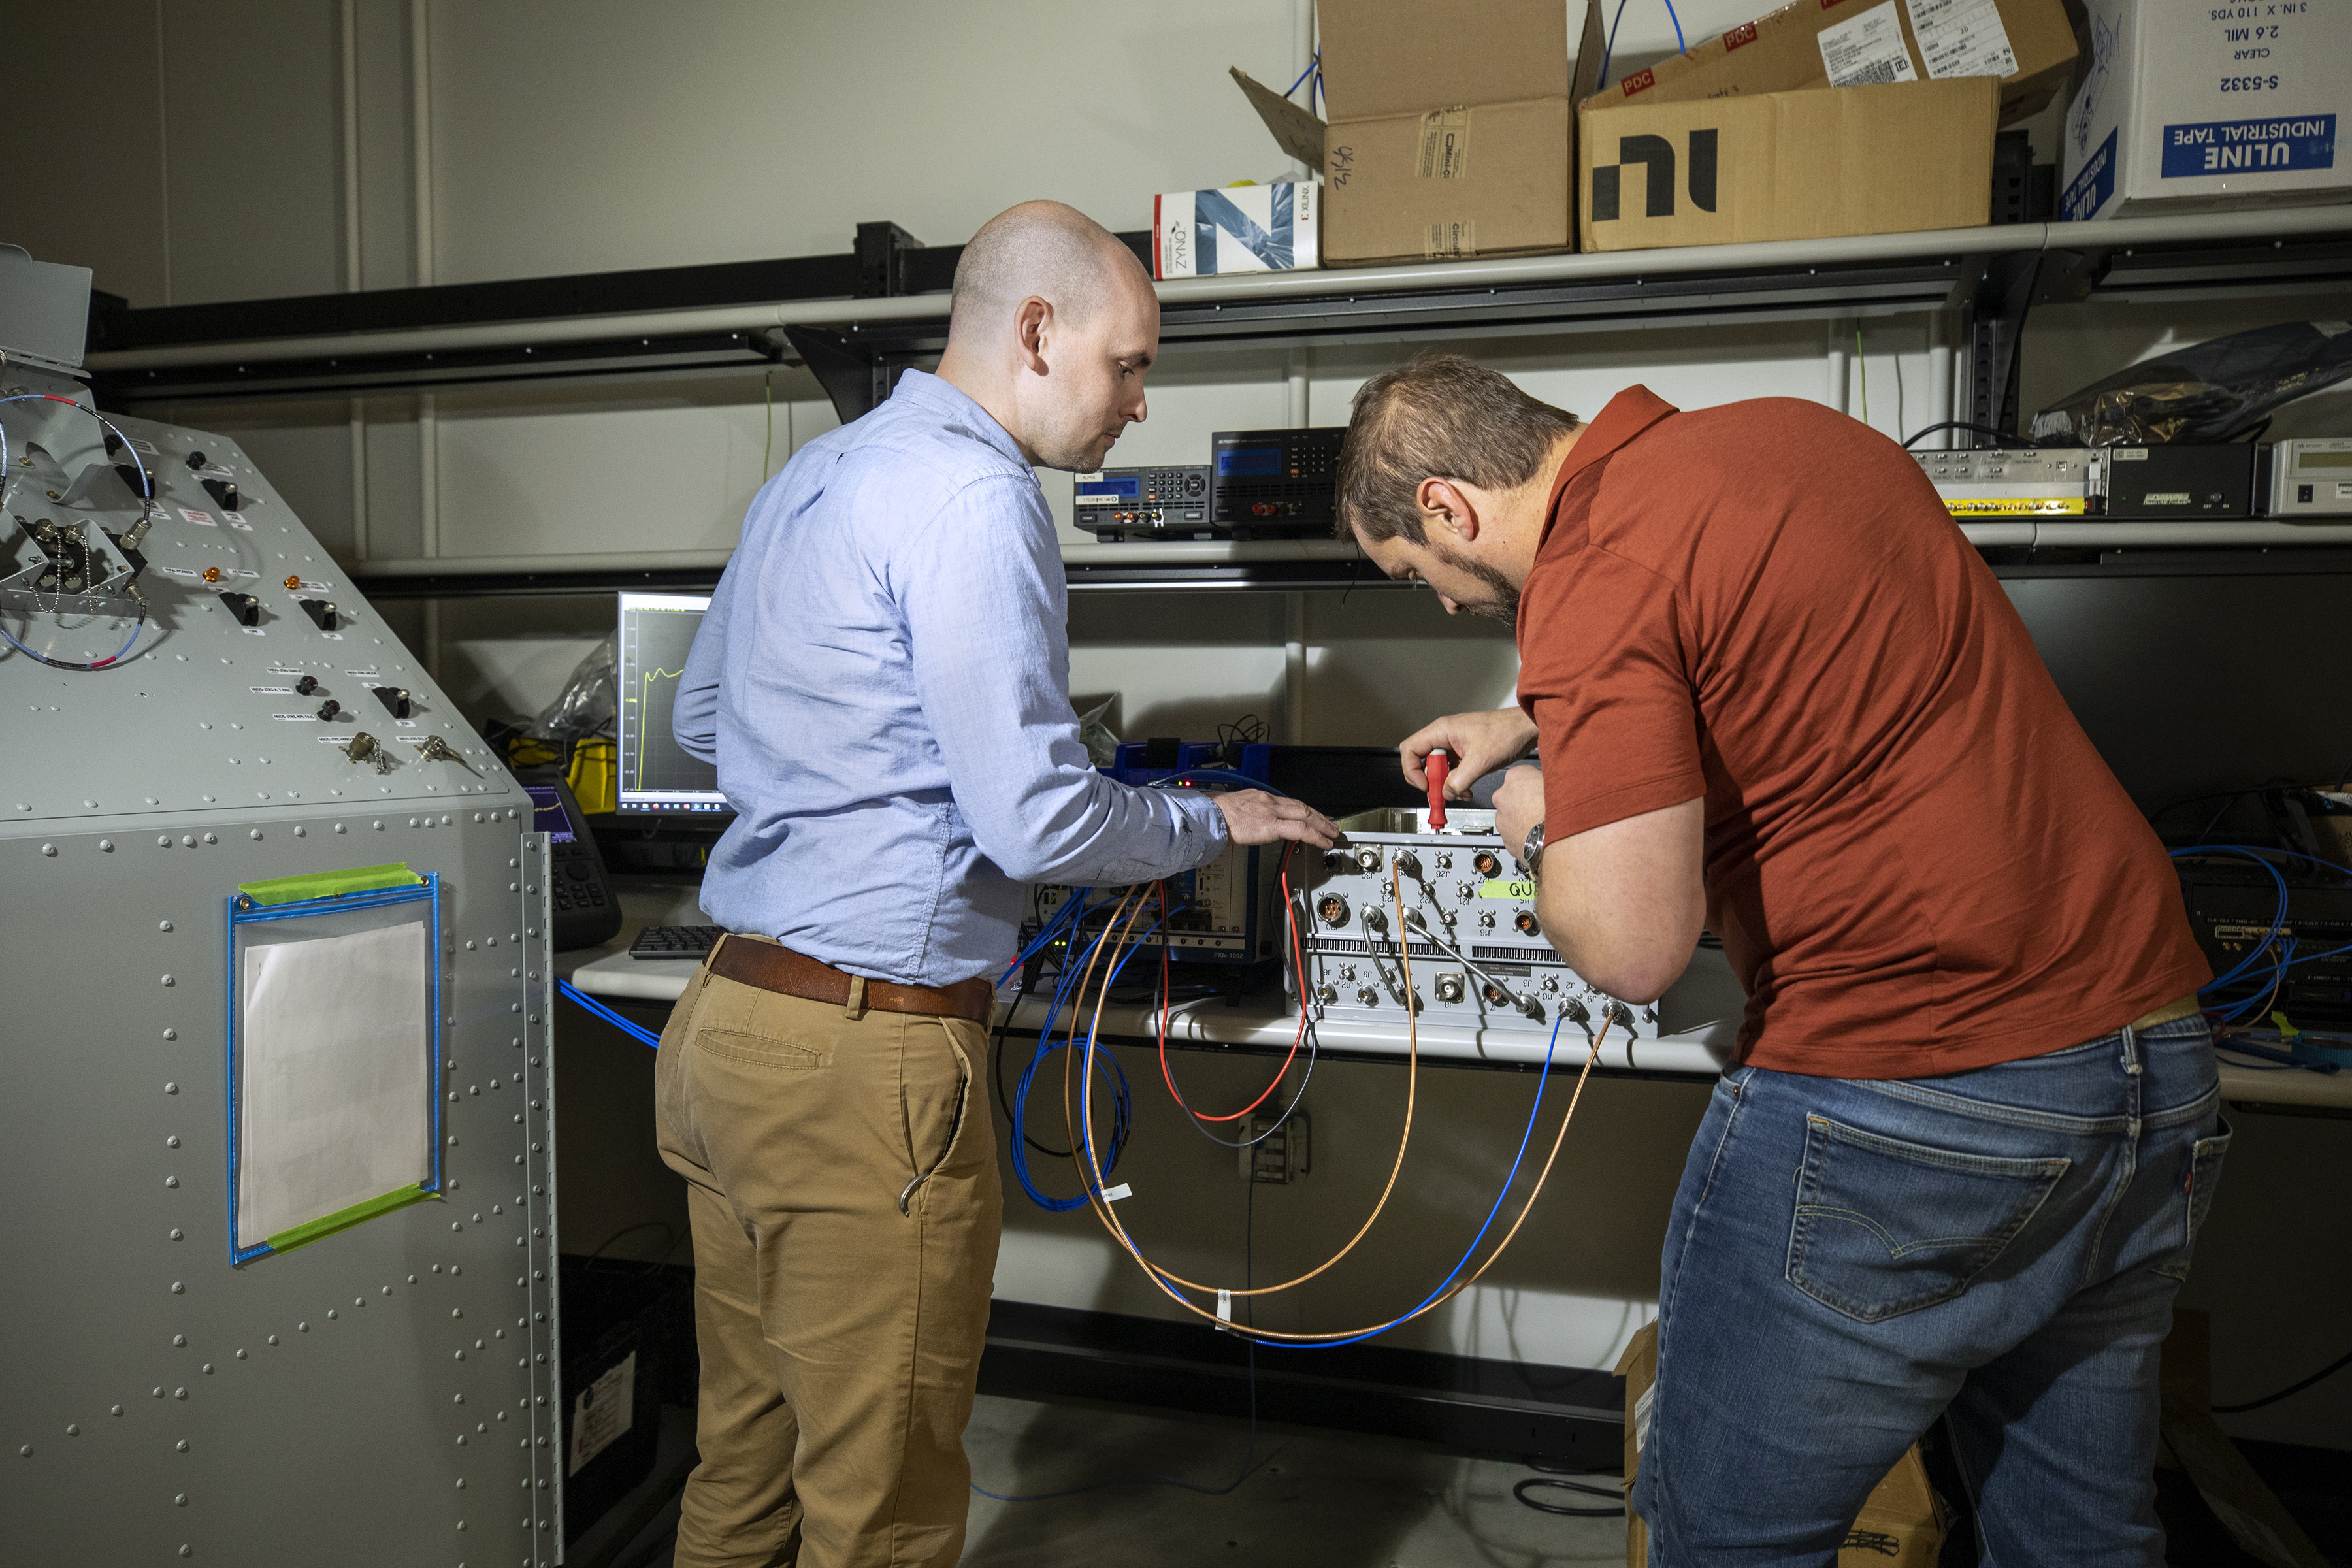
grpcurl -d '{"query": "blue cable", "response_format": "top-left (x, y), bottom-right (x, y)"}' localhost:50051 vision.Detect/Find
top-left (1008, 903), bottom-right (1170, 1211)
top-left (1082, 1013), bottom-right (1567, 1350)
top-left (1663, 0), bottom-right (1685, 51)
top-left (1597, 0), bottom-right (1687, 90)
top-left (1284, 54), bottom-right (1318, 99)
top-left (558, 977), bottom-right (662, 1049)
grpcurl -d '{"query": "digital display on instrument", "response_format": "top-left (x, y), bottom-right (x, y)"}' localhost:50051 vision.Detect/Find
top-left (2296, 451), bottom-right (2352, 469)
top-left (1217, 448), bottom-right (1282, 476)
top-left (1076, 474), bottom-right (1141, 501)
top-left (522, 785), bottom-right (575, 844)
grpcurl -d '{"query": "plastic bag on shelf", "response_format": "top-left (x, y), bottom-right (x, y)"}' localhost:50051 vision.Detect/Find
top-left (1075, 695), bottom-right (1120, 768)
top-left (537, 634), bottom-right (618, 740)
top-left (2030, 321), bottom-right (2352, 446)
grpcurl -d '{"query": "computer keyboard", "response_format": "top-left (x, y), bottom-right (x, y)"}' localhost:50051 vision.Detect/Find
top-left (629, 924), bottom-right (727, 961)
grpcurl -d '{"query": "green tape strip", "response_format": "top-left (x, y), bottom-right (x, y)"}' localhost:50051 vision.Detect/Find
top-left (264, 1183), bottom-right (437, 1256)
top-left (238, 862), bottom-right (422, 907)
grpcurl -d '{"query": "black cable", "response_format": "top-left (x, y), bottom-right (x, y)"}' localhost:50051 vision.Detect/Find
top-left (2213, 1348), bottom-right (2352, 1414)
top-left (1512, 1473), bottom-right (1625, 1517)
top-left (585, 1220), bottom-right (674, 1263)
top-left (1901, 421), bottom-right (2025, 451)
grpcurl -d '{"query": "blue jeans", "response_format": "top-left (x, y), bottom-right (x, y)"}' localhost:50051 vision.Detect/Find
top-left (1629, 1017), bottom-right (2230, 1565)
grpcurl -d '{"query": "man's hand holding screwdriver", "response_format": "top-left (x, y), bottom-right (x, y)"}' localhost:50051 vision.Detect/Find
top-left (1399, 707), bottom-right (1539, 798)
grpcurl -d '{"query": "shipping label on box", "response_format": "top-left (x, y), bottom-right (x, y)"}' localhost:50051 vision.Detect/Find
top-left (1153, 184), bottom-right (1320, 280)
top-left (1579, 78), bottom-right (1997, 253)
top-left (2062, 0), bottom-right (2352, 221)
top-left (1603, 0), bottom-right (2075, 127)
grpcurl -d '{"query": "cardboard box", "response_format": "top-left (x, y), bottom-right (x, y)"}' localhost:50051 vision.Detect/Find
top-left (2158, 1310), bottom-right (2330, 1568)
top-left (1578, 77), bottom-right (1999, 252)
top-left (2059, 0), bottom-right (2352, 223)
top-left (1231, 0), bottom-right (1603, 266)
top-left (1616, 1322), bottom-right (1946, 1567)
top-left (1604, 0), bottom-right (2078, 127)
top-left (1152, 184), bottom-right (1320, 280)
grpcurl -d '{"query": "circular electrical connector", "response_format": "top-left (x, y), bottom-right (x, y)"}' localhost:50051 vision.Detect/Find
top-left (1433, 974), bottom-right (1465, 1003)
top-left (1472, 849), bottom-right (1503, 878)
top-left (1354, 847), bottom-right (1382, 874)
top-left (1514, 910), bottom-right (1541, 936)
top-left (1316, 894), bottom-right (1350, 928)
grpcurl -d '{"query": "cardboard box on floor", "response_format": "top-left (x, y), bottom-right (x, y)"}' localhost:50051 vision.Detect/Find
top-left (1230, 0), bottom-right (1609, 266)
top-left (1577, 75), bottom-right (2000, 252)
top-left (1605, 0), bottom-right (2078, 127)
top-left (2159, 1309), bottom-right (2329, 1568)
top-left (1615, 1322), bottom-right (1946, 1567)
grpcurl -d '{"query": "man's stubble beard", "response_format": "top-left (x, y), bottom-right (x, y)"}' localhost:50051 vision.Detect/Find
top-left (1429, 538), bottom-right (1522, 625)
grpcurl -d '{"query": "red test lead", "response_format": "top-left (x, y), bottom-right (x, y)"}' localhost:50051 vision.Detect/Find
top-left (1426, 749), bottom-right (1450, 829)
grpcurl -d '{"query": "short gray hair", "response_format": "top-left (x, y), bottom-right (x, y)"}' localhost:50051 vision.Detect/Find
top-left (1337, 354), bottom-right (1580, 545)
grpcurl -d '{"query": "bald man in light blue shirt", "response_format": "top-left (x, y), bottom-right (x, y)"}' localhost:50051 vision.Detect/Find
top-left (656, 201), bottom-right (1334, 1568)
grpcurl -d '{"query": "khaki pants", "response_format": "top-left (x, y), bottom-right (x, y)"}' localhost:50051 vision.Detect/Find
top-left (653, 954), bottom-right (1001, 1568)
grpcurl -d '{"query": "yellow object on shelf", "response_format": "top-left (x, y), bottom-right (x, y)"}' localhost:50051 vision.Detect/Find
top-left (567, 738), bottom-right (618, 815)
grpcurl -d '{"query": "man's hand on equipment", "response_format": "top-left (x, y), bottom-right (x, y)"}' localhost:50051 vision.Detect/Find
top-left (1214, 790), bottom-right (1340, 849)
top-left (1400, 707), bottom-right (1539, 797)
top-left (1494, 765), bottom-right (1545, 870)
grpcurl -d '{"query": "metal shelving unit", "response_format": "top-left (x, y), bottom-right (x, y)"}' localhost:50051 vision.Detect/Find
top-left (80, 206), bottom-right (2352, 593)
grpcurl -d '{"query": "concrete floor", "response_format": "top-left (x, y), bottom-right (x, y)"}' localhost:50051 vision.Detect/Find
top-left (598, 1394), bottom-right (1629, 1567)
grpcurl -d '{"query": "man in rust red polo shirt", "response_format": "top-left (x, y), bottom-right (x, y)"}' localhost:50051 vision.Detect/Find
top-left (1339, 354), bottom-right (2223, 1564)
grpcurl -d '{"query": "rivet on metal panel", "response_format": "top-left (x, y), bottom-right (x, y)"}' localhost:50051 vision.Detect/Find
top-left (203, 834), bottom-right (216, 844)
top-left (335, 823), bottom-right (346, 834)
top-left (173, 1335), bottom-right (186, 1347)
top-left (171, 1282), bottom-right (184, 1294)
top-left (294, 826), bottom-right (306, 838)
top-left (327, 1309), bottom-right (338, 1320)
top-left (167, 1135), bottom-right (180, 1149)
top-left (171, 1228), bottom-right (183, 1240)
top-left (66, 1424), bottom-right (78, 1435)
top-left (235, 1350), bottom-right (245, 1360)
top-left (266, 1335), bottom-right (278, 1346)
top-left (174, 1494), bottom-right (186, 1506)
top-left (173, 1388), bottom-right (186, 1399)
top-left (453, 1266), bottom-right (463, 1275)
top-left (449, 1135), bottom-right (459, 1146)
top-left (40, 843), bottom-right (56, 856)
top-left (409, 1274), bottom-right (419, 1284)
top-left (165, 1177), bottom-right (179, 1188)
top-left (161, 973), bottom-right (175, 986)
top-left (372, 821), bottom-right (384, 830)
top-left (410, 818), bottom-right (420, 828)
top-left (249, 830), bottom-right (261, 840)
top-left (298, 1322), bottom-right (308, 1331)
top-left (181, 835), bottom-right (195, 847)
top-left (152, 1388), bottom-right (163, 1398)
top-left (455, 1351), bottom-right (466, 1362)
top-left (355, 1297), bottom-right (365, 1307)
top-left (163, 1029), bottom-right (176, 1040)
top-left (158, 836), bottom-right (171, 846)
top-left (201, 1364), bottom-right (212, 1375)
top-left (111, 1405), bottom-right (122, 1416)
top-left (175, 1439), bottom-right (188, 1452)
top-left (101, 840), bottom-right (114, 851)
top-left (159, 921), bottom-right (173, 933)
top-left (448, 1092), bottom-right (459, 1103)
top-left (165, 1083), bottom-right (178, 1094)
top-left (526, 926), bottom-right (538, 938)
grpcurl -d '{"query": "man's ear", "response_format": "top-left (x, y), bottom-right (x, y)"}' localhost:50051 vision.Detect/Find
top-left (1016, 296), bottom-right (1053, 376)
top-left (1416, 478), bottom-right (1479, 544)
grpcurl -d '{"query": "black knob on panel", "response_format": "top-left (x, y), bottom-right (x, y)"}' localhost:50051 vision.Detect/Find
top-left (185, 451), bottom-right (207, 470)
top-left (295, 676), bottom-right (319, 696)
top-left (316, 700), bottom-right (341, 721)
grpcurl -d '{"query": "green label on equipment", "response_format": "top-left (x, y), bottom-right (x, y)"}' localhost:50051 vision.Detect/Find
top-left (1480, 879), bottom-right (1535, 901)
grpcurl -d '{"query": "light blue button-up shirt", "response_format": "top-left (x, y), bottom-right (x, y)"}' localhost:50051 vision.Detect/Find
top-left (674, 369), bottom-right (1228, 987)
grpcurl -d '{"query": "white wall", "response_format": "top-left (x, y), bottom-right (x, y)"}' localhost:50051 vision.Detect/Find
top-left (17, 0), bottom-right (2351, 1452)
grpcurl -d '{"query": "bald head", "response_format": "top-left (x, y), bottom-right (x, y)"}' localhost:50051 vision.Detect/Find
top-left (948, 201), bottom-right (1148, 346)
top-left (934, 200), bottom-right (1161, 473)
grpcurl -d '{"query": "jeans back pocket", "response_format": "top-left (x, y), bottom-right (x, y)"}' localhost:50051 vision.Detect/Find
top-left (1787, 1114), bottom-right (2070, 1324)
top-left (2155, 1118), bottom-right (2232, 1282)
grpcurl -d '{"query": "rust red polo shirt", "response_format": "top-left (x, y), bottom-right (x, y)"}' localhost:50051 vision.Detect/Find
top-left (1516, 386), bottom-right (2208, 1077)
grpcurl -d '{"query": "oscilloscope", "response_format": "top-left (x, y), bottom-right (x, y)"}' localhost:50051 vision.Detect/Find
top-left (616, 591), bottom-right (730, 816)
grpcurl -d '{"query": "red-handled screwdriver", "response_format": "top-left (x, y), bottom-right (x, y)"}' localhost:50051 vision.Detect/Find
top-left (1426, 749), bottom-right (1450, 830)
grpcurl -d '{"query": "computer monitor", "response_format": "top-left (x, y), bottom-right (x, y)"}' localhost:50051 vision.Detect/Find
top-left (616, 591), bottom-right (730, 816)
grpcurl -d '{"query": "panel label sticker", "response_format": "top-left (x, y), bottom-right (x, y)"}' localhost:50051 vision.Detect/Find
top-left (568, 1351), bottom-right (637, 1476)
top-left (250, 686), bottom-right (294, 694)
top-left (178, 509), bottom-right (216, 526)
top-left (1480, 879), bottom-right (1537, 901)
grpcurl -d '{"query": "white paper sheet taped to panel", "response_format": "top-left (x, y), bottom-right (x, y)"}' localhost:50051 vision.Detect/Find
top-left (1820, 0), bottom-right (1919, 86)
top-left (1906, 0), bottom-right (2017, 80)
top-left (569, 1351), bottom-right (638, 1475)
top-left (236, 921), bottom-right (431, 1247)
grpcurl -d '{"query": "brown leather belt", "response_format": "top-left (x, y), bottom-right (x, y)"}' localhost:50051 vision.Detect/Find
top-left (709, 936), bottom-right (995, 1023)
top-left (2131, 994), bottom-right (2204, 1030)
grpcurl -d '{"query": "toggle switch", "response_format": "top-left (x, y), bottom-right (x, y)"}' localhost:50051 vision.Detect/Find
top-left (217, 591), bottom-right (260, 626)
top-left (372, 685), bottom-right (413, 719)
top-left (299, 598), bottom-right (342, 631)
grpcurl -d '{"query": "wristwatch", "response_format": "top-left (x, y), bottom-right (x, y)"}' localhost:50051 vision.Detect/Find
top-left (1519, 822), bottom-right (1547, 880)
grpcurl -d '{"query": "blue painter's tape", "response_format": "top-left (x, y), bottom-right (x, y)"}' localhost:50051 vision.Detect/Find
top-left (2161, 114), bottom-right (2335, 178)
